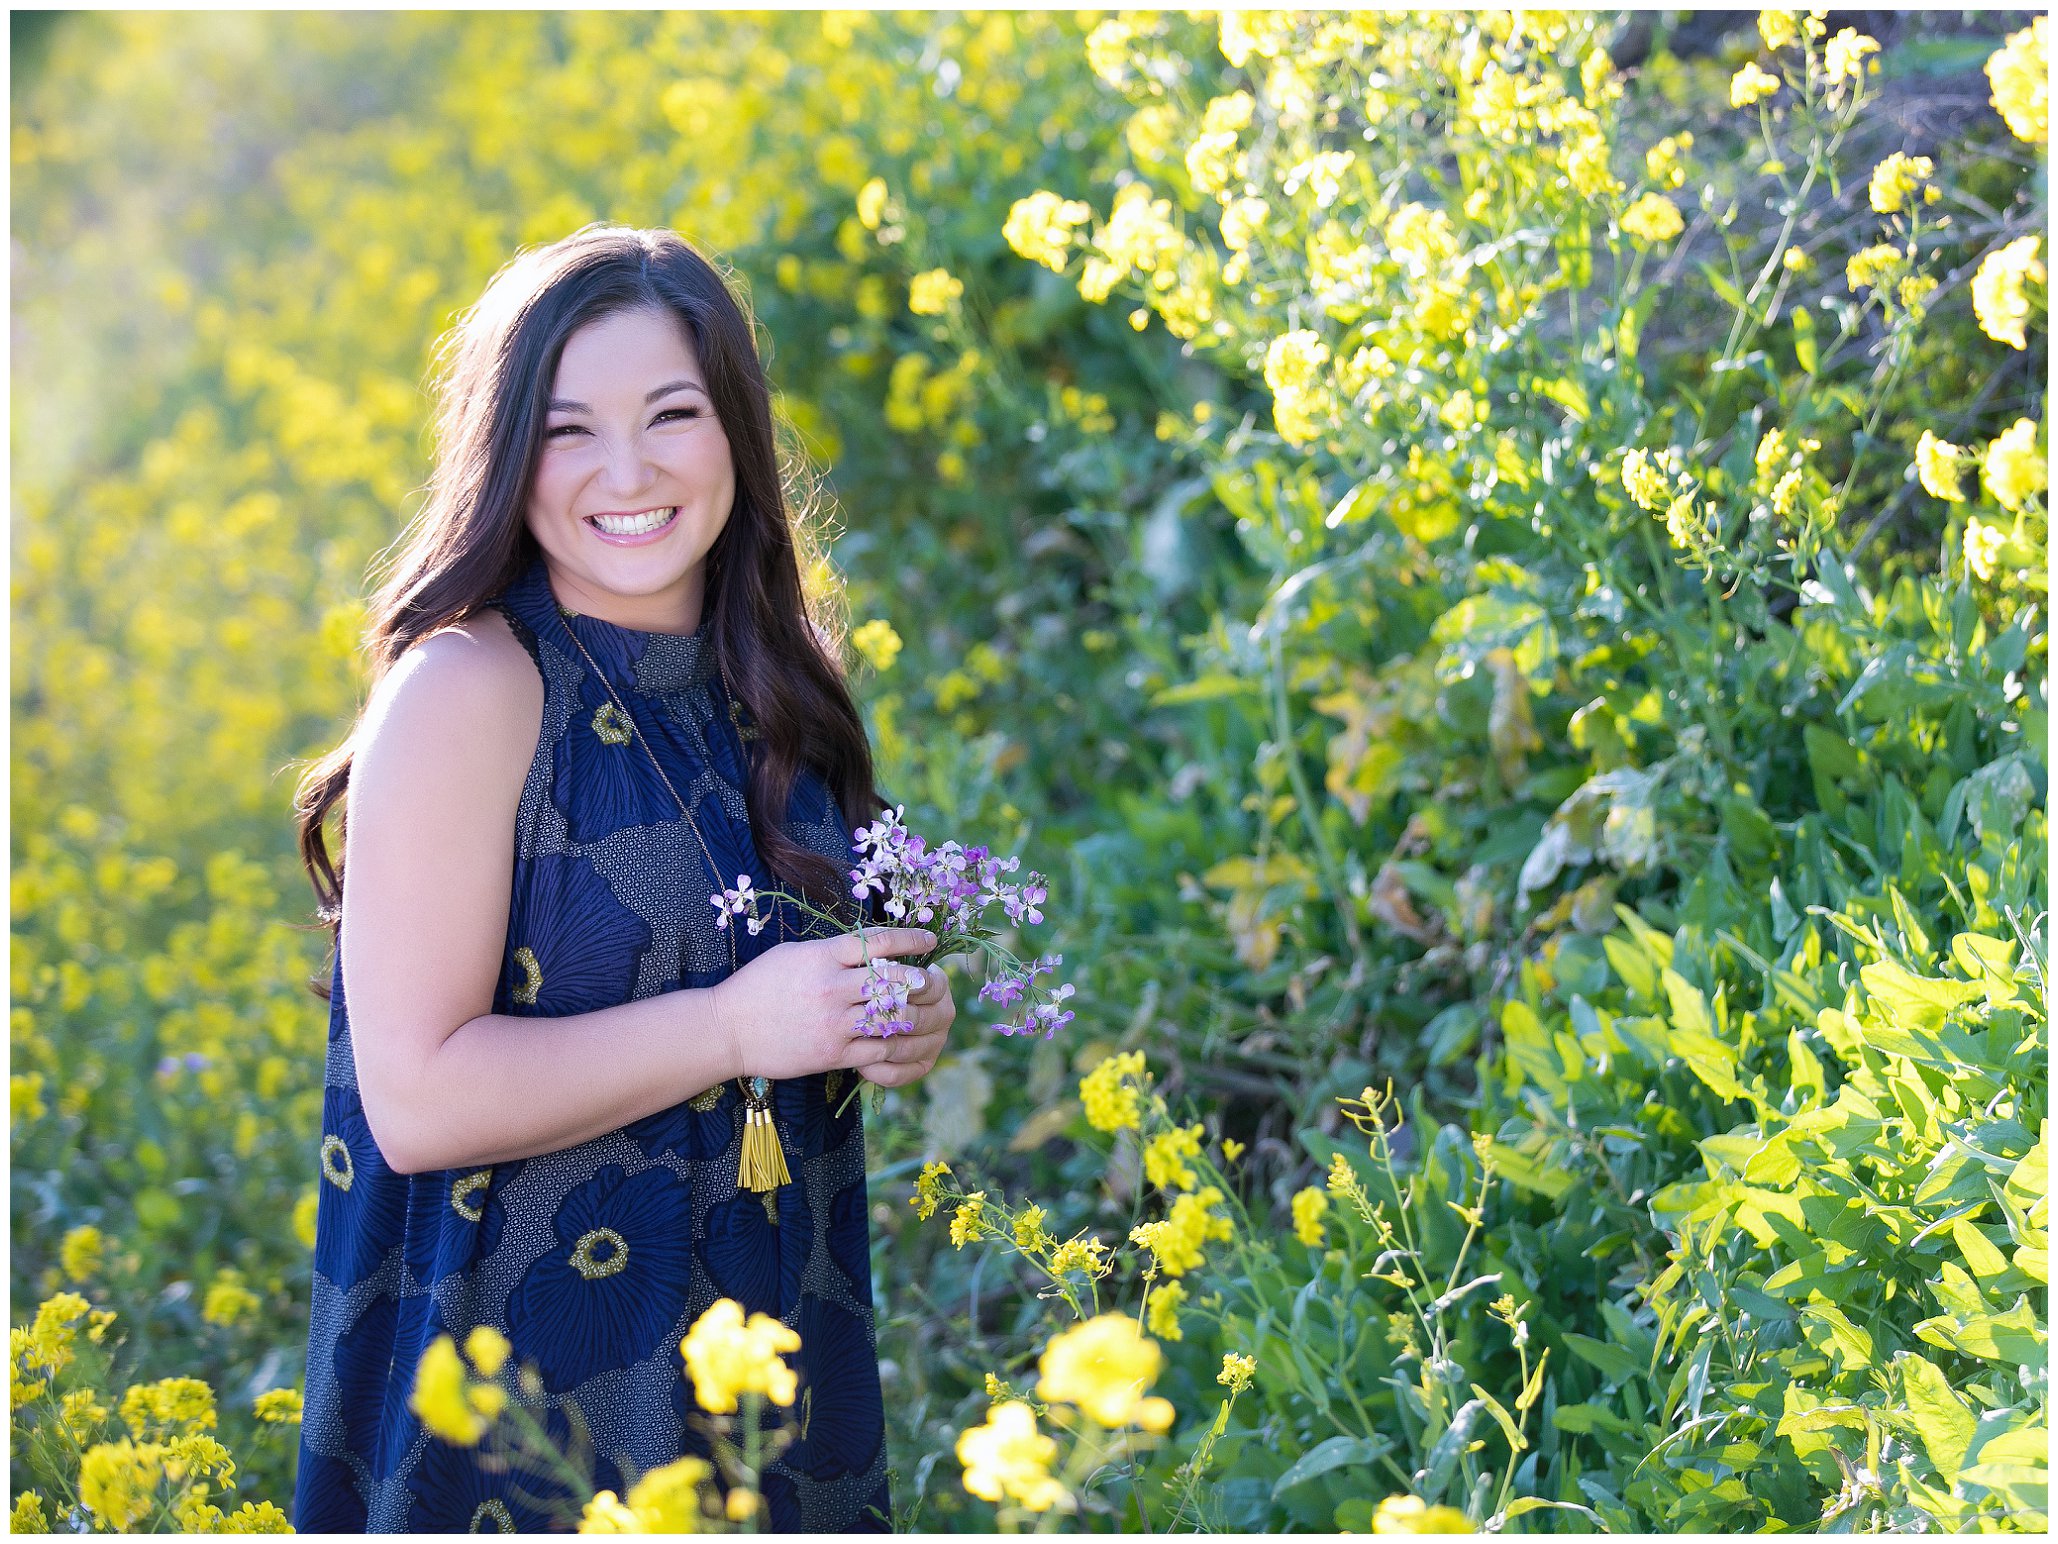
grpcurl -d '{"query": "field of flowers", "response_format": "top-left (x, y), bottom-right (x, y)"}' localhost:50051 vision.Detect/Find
top-left (11, 8), bottom-right (2048, 1533)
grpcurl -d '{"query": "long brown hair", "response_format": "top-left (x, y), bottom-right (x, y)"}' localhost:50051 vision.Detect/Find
top-left (294, 224), bottom-right (882, 950)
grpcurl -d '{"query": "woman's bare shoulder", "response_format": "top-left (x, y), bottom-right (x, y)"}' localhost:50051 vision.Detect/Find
top-left (357, 607), bottom-right (542, 788)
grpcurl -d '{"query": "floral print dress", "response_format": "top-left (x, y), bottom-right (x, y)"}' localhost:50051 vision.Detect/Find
top-left (294, 555), bottom-right (890, 1532)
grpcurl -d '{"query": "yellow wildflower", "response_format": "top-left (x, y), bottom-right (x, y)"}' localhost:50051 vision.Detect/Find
top-left (1291, 1187), bottom-right (1330, 1247)
top-left (1620, 447), bottom-right (1674, 510)
top-left (680, 1298), bottom-right (800, 1413)
top-left (1845, 243), bottom-right (1902, 291)
top-left (1898, 274), bottom-right (1938, 317)
top-left (119, 1375), bottom-right (216, 1435)
top-left (1222, 1138), bottom-right (1246, 1162)
top-left (1013, 1204), bottom-right (1049, 1250)
top-left (463, 1325), bottom-right (511, 1378)
top-left (1916, 430), bottom-right (1969, 501)
top-left (1982, 419), bottom-right (2046, 512)
top-left (164, 1432), bottom-right (236, 1487)
top-left (1731, 62), bottom-right (1781, 109)
top-left (253, 1387), bottom-right (304, 1423)
top-left (911, 1159), bottom-right (953, 1221)
top-left (1219, 195), bottom-right (1268, 253)
top-left (1372, 1494), bottom-right (1474, 1532)
top-left (216, 1500), bottom-right (292, 1533)
top-left (950, 1193), bottom-right (991, 1249)
top-left (1620, 193), bottom-right (1684, 247)
top-left (1143, 1122), bottom-right (1205, 1192)
top-left (1184, 131), bottom-right (1243, 197)
top-left (80, 1439), bottom-right (166, 1531)
top-left (1036, 1314), bottom-right (1175, 1431)
top-left (1079, 1050), bottom-right (1147, 1133)
top-left (1202, 90), bottom-right (1256, 135)
top-left (1868, 152), bottom-right (1934, 214)
top-left (850, 618), bottom-right (902, 673)
top-left (1147, 1281), bottom-right (1187, 1341)
top-left (579, 1491), bottom-right (644, 1533)
top-left (1783, 246), bottom-right (1812, 273)
top-left (1972, 235), bottom-right (2044, 350)
top-left (60, 1388), bottom-right (109, 1442)
top-left (956, 1401), bottom-right (1070, 1512)
top-left (1385, 202), bottom-right (1459, 270)
top-left (1824, 29), bottom-right (1879, 87)
top-left (1564, 134), bottom-right (1621, 199)
top-left (12, 1070), bottom-right (47, 1125)
top-left (11, 1491), bottom-right (48, 1532)
top-left (1580, 48), bottom-right (1618, 104)
top-left (1645, 133), bottom-right (1693, 190)
top-left (202, 1269), bottom-right (260, 1328)
top-left (1046, 1233), bottom-right (1111, 1280)
top-left (1965, 518), bottom-right (2009, 581)
top-left (1129, 1186), bottom-right (1233, 1277)
top-left (1759, 11), bottom-right (1798, 51)
top-left (410, 1336), bottom-right (490, 1446)
top-left (618, 1454), bottom-right (713, 1532)
top-left (1986, 18), bottom-right (2047, 143)
top-left (1002, 191), bottom-right (1093, 273)
top-left (909, 268), bottom-right (964, 316)
top-left (1218, 1352), bottom-right (1257, 1391)
top-left (725, 1489), bottom-right (759, 1523)
top-left (24, 1291), bottom-right (92, 1376)
top-left (856, 176), bottom-right (889, 231)
top-left (60, 1224), bottom-right (106, 1282)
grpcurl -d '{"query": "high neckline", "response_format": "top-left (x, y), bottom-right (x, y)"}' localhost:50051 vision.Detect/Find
top-left (519, 556), bottom-right (718, 697)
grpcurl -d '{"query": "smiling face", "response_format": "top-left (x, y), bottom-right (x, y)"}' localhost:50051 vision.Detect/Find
top-left (523, 305), bottom-right (737, 633)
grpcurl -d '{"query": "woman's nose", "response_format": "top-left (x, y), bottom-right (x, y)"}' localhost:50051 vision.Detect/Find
top-left (596, 431), bottom-right (656, 497)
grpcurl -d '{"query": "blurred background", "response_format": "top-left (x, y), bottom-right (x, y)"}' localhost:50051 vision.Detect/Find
top-left (11, 9), bottom-right (2048, 1533)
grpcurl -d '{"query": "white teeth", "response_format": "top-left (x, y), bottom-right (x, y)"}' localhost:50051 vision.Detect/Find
top-left (591, 507), bottom-right (676, 536)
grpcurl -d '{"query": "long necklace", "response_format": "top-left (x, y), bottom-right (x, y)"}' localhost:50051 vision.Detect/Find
top-left (552, 606), bottom-right (792, 1197)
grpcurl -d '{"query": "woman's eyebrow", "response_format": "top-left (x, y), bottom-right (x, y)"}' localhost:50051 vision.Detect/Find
top-left (547, 380), bottom-right (710, 413)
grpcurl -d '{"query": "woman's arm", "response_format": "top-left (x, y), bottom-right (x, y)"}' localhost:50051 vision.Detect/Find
top-left (339, 610), bottom-right (746, 1177)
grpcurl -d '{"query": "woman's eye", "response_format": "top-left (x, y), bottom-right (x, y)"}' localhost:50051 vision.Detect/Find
top-left (654, 408), bottom-right (699, 424)
top-left (545, 423), bottom-right (585, 438)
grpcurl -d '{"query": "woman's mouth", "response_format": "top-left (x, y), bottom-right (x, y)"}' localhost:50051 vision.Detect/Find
top-left (584, 507), bottom-right (679, 544)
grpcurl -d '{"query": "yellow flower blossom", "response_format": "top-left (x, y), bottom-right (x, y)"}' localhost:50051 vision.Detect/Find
top-left (1143, 1122), bottom-right (1205, 1191)
top-left (1621, 447), bottom-right (1675, 511)
top-left (202, 1268), bottom-right (260, 1328)
top-left (1291, 1186), bottom-right (1330, 1246)
top-left (1222, 1138), bottom-right (1246, 1162)
top-left (60, 1224), bottom-right (107, 1282)
top-left (1080, 1050), bottom-right (1147, 1132)
top-left (856, 176), bottom-right (889, 231)
top-left (1644, 133), bottom-right (1692, 190)
top-left (579, 1491), bottom-right (644, 1532)
top-left (80, 1439), bottom-right (166, 1531)
top-left (1129, 1186), bottom-right (1233, 1277)
top-left (1731, 61), bottom-right (1781, 109)
top-left (1845, 243), bottom-right (1903, 291)
top-left (956, 1401), bottom-right (1070, 1512)
top-left (1986, 18), bottom-right (2047, 143)
top-left (1046, 1232), bottom-right (1111, 1279)
top-left (11, 1491), bottom-right (48, 1532)
top-left (1372, 1494), bottom-right (1474, 1532)
top-left (1219, 195), bottom-right (1268, 253)
top-left (60, 1387), bottom-right (109, 1442)
top-left (464, 1325), bottom-right (512, 1378)
top-left (216, 1500), bottom-right (293, 1533)
top-left (1002, 190), bottom-right (1093, 273)
top-left (680, 1298), bottom-right (800, 1413)
top-left (1824, 29), bottom-right (1879, 87)
top-left (118, 1375), bottom-right (216, 1435)
top-left (1146, 1280), bottom-right (1187, 1341)
top-left (950, 1192), bottom-right (991, 1249)
top-left (410, 1335), bottom-right (491, 1445)
top-left (1982, 419), bottom-right (2046, 512)
top-left (164, 1432), bottom-right (236, 1487)
top-left (1916, 430), bottom-right (1970, 502)
top-left (253, 1387), bottom-right (304, 1423)
top-left (1868, 152), bottom-right (1934, 214)
top-left (12, 1070), bottom-right (47, 1126)
top-left (911, 1159), bottom-right (953, 1221)
top-left (1218, 1352), bottom-right (1257, 1392)
top-left (24, 1291), bottom-right (93, 1377)
top-left (1972, 235), bottom-right (2044, 350)
top-left (1965, 518), bottom-right (2009, 581)
top-left (1564, 133), bottom-right (1621, 199)
top-left (909, 268), bottom-right (964, 316)
top-left (607, 1454), bottom-right (714, 1532)
top-left (1036, 1314), bottom-right (1174, 1431)
top-left (1264, 329), bottom-right (1331, 444)
top-left (1759, 11), bottom-right (1799, 51)
top-left (1385, 202), bottom-right (1459, 270)
top-left (850, 618), bottom-right (902, 673)
top-left (1580, 48), bottom-right (1618, 104)
top-left (725, 1489), bottom-right (759, 1523)
top-left (1620, 193), bottom-right (1684, 247)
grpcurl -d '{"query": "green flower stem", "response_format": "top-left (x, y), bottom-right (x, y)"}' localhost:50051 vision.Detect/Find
top-left (741, 1390), bottom-right (763, 1534)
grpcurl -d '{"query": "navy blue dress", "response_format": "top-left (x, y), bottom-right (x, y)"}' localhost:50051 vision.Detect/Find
top-left (294, 556), bottom-right (891, 1532)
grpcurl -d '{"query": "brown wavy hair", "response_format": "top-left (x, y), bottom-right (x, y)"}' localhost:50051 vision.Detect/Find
top-left (293, 224), bottom-right (882, 957)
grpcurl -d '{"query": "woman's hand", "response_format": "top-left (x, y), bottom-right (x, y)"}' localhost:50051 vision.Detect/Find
top-left (709, 927), bottom-right (940, 1084)
top-left (855, 959), bottom-right (956, 1088)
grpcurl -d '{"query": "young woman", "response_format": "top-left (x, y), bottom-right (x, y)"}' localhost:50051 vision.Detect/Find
top-left (291, 225), bottom-right (953, 1532)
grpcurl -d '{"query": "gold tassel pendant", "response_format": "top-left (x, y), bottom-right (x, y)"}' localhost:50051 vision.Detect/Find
top-left (738, 1098), bottom-right (791, 1195)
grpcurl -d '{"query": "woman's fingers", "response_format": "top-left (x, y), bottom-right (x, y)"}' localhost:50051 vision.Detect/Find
top-left (831, 927), bottom-right (935, 968)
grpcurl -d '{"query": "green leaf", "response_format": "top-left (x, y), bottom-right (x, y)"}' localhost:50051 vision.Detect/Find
top-left (1791, 302), bottom-right (1818, 372)
top-left (1953, 1216), bottom-right (2012, 1280)
top-left (1271, 1434), bottom-right (1392, 1498)
top-left (1898, 1353), bottom-right (1975, 1486)
top-left (1563, 1333), bottom-right (1643, 1384)
top-left (1801, 1301), bottom-right (1875, 1371)
top-left (1470, 1383), bottom-right (1528, 1452)
top-left (1152, 672), bottom-right (1260, 706)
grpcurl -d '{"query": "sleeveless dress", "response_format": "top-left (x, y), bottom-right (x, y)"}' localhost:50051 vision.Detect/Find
top-left (294, 555), bottom-right (891, 1532)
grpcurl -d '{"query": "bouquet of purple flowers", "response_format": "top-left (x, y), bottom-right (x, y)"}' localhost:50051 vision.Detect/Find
top-left (710, 805), bottom-right (1075, 1042)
